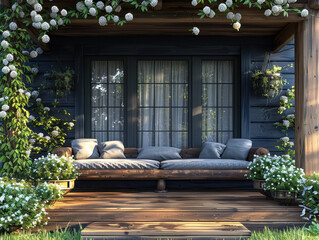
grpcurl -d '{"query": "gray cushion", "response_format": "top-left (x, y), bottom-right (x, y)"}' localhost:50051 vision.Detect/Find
top-left (199, 142), bottom-right (226, 159)
top-left (221, 138), bottom-right (252, 160)
top-left (74, 159), bottom-right (160, 170)
top-left (71, 139), bottom-right (100, 160)
top-left (99, 141), bottom-right (126, 159)
top-left (161, 159), bottom-right (250, 170)
top-left (137, 147), bottom-right (181, 161)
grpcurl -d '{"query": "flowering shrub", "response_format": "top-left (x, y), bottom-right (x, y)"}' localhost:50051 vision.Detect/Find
top-left (0, 178), bottom-right (63, 232)
top-left (31, 154), bottom-right (78, 181)
top-left (299, 177), bottom-right (319, 221)
top-left (263, 165), bottom-right (305, 192)
top-left (276, 136), bottom-right (295, 158)
top-left (248, 154), bottom-right (294, 180)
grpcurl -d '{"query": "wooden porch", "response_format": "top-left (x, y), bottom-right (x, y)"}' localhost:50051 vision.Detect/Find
top-left (44, 188), bottom-right (306, 239)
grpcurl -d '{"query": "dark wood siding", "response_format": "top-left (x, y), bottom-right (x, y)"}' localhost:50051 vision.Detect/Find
top-left (32, 37), bottom-right (294, 153)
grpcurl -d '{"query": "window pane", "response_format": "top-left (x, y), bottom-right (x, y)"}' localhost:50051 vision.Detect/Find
top-left (202, 61), bottom-right (234, 143)
top-left (138, 60), bottom-right (188, 147)
top-left (91, 60), bottom-right (125, 142)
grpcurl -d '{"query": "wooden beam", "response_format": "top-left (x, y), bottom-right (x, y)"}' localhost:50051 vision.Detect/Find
top-left (26, 26), bottom-right (51, 51)
top-left (272, 23), bottom-right (297, 52)
top-left (295, 9), bottom-right (319, 175)
top-left (309, 0), bottom-right (319, 9)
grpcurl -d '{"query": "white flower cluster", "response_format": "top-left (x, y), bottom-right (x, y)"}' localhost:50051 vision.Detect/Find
top-left (0, 96), bottom-right (10, 118)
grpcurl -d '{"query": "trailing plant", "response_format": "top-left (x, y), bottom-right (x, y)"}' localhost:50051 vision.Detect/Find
top-left (30, 154), bottom-right (78, 181)
top-left (247, 154), bottom-right (294, 180)
top-left (299, 177), bottom-right (319, 221)
top-left (251, 65), bottom-right (286, 99)
top-left (46, 67), bottom-right (75, 98)
top-left (0, 177), bottom-right (63, 233)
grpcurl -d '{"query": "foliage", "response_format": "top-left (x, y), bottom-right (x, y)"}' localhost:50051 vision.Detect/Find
top-left (250, 227), bottom-right (319, 240)
top-left (247, 154), bottom-right (294, 180)
top-left (276, 136), bottom-right (295, 158)
top-left (306, 222), bottom-right (319, 236)
top-left (0, 228), bottom-right (81, 240)
top-left (30, 154), bottom-right (78, 181)
top-left (263, 164), bottom-right (304, 192)
top-left (299, 177), bottom-right (319, 221)
top-left (46, 67), bottom-right (75, 98)
top-left (251, 65), bottom-right (286, 99)
top-left (0, 178), bottom-right (63, 233)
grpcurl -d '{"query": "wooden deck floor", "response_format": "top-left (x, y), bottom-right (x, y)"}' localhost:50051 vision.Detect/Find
top-left (44, 188), bottom-right (306, 239)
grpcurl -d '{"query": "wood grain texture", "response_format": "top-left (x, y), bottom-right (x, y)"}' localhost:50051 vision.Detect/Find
top-left (272, 23), bottom-right (297, 52)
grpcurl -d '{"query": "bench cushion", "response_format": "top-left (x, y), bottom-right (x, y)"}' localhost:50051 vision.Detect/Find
top-left (137, 147), bottom-right (181, 161)
top-left (74, 159), bottom-right (160, 170)
top-left (161, 159), bottom-right (250, 170)
top-left (222, 139), bottom-right (252, 160)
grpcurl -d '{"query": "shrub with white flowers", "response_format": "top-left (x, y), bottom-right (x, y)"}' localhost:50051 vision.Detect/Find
top-left (263, 164), bottom-right (305, 192)
top-left (248, 154), bottom-right (294, 180)
top-left (0, 178), bottom-right (63, 232)
top-left (31, 154), bottom-right (78, 181)
top-left (299, 176), bottom-right (319, 221)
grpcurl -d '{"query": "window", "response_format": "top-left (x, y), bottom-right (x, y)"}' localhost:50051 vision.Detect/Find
top-left (90, 60), bottom-right (125, 143)
top-left (86, 57), bottom-right (238, 147)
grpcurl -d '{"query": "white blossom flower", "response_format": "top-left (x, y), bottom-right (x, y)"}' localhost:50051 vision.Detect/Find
top-left (43, 107), bottom-right (50, 111)
top-left (19, 10), bottom-right (25, 18)
top-left (31, 68), bottom-right (39, 75)
top-left (203, 6), bottom-right (211, 15)
top-left (50, 19), bottom-right (57, 26)
top-left (30, 10), bottom-right (37, 17)
top-left (280, 95), bottom-right (288, 103)
top-left (9, 22), bottom-right (17, 31)
top-left (150, 0), bottom-right (158, 7)
top-left (2, 30), bottom-right (10, 38)
top-left (226, 0), bottom-right (233, 7)
top-left (36, 47), bottom-right (43, 54)
top-left (45, 136), bottom-right (51, 141)
top-left (89, 7), bottom-right (97, 16)
top-left (26, 150), bottom-right (31, 156)
top-left (1, 40), bottom-right (9, 49)
top-left (29, 139), bottom-right (36, 144)
top-left (51, 130), bottom-right (59, 137)
top-left (30, 50), bottom-right (38, 58)
top-left (2, 59), bottom-right (8, 66)
top-left (287, 114), bottom-right (295, 119)
top-left (41, 22), bottom-right (50, 31)
top-left (2, 66), bottom-right (10, 74)
top-left (192, 27), bottom-right (200, 35)
top-left (12, 2), bottom-right (18, 11)
top-left (32, 90), bottom-right (39, 97)
top-left (301, 9), bottom-right (309, 17)
top-left (288, 0), bottom-right (296, 3)
top-left (218, 3), bottom-right (227, 12)
top-left (58, 18), bottom-right (64, 25)
top-left (50, 12), bottom-right (57, 18)
top-left (283, 120), bottom-right (290, 128)
top-left (275, 0), bottom-right (283, 4)
top-left (26, 0), bottom-right (36, 5)
top-left (272, 5), bottom-right (281, 13)
top-left (10, 71), bottom-right (18, 78)
top-left (0, 111), bottom-right (7, 118)
top-left (279, 106), bottom-right (286, 111)
top-left (69, 122), bottom-right (75, 127)
top-left (29, 115), bottom-right (35, 121)
top-left (18, 89), bottom-right (24, 94)
top-left (105, 5), bottom-right (113, 13)
top-left (34, 14), bottom-right (43, 22)
top-left (234, 13), bottom-right (242, 21)
top-left (113, 15), bottom-right (119, 23)
top-left (38, 133), bottom-right (44, 138)
top-left (9, 65), bottom-right (15, 71)
top-left (61, 9), bottom-right (68, 16)
top-left (209, 10), bottom-right (215, 18)
top-left (191, 0), bottom-right (197, 6)
top-left (258, 0), bottom-right (265, 4)
top-left (36, 98), bottom-right (42, 102)
top-left (125, 13), bottom-right (133, 21)
top-left (233, 22), bottom-right (241, 31)
top-left (2, 105), bottom-right (9, 111)
top-left (76, 1), bottom-right (85, 12)
top-left (99, 16), bottom-right (107, 26)
top-left (115, 5), bottom-right (121, 12)
top-left (0, 98), bottom-right (4, 102)
top-left (41, 34), bottom-right (50, 43)
top-left (84, 0), bottom-right (93, 7)
top-left (96, 1), bottom-right (104, 9)
top-left (32, 22), bottom-right (41, 29)
top-left (289, 142), bottom-right (294, 146)
top-left (34, 3), bottom-right (42, 12)
top-left (25, 92), bottom-right (31, 97)
top-left (281, 136), bottom-right (290, 142)
top-left (227, 12), bottom-right (235, 20)
top-left (51, 6), bottom-right (59, 13)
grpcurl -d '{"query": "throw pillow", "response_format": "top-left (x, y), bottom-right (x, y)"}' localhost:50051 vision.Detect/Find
top-left (221, 138), bottom-right (252, 160)
top-left (199, 142), bottom-right (226, 159)
top-left (71, 139), bottom-right (100, 160)
top-left (99, 141), bottom-right (126, 159)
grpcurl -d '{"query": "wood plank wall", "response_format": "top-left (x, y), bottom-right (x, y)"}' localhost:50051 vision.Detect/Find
top-left (31, 36), bottom-right (295, 154)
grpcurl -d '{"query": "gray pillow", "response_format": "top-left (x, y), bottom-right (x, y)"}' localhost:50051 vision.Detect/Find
top-left (199, 142), bottom-right (226, 159)
top-left (71, 139), bottom-right (100, 160)
top-left (221, 138), bottom-right (252, 160)
top-left (137, 147), bottom-right (181, 161)
top-left (99, 141), bottom-right (126, 159)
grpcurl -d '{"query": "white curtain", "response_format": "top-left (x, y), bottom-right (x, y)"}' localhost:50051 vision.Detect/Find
top-left (138, 60), bottom-right (188, 147)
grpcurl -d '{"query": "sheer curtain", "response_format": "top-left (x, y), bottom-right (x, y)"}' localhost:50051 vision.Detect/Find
top-left (91, 61), bottom-right (124, 143)
top-left (138, 60), bottom-right (188, 148)
top-left (202, 60), bottom-right (233, 144)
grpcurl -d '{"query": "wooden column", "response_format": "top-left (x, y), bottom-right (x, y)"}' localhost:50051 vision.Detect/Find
top-left (295, 9), bottom-right (319, 174)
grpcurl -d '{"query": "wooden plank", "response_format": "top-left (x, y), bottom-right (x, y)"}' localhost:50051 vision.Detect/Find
top-left (81, 222), bottom-right (251, 236)
top-left (309, 0), bottom-right (319, 9)
top-left (295, 9), bottom-right (319, 174)
top-left (77, 169), bottom-right (250, 180)
top-left (272, 23), bottom-right (297, 52)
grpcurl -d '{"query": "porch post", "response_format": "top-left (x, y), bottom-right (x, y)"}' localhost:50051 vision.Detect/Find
top-left (295, 8), bottom-right (319, 174)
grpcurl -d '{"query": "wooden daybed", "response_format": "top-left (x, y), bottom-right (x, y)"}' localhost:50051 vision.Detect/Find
top-left (52, 147), bottom-right (269, 191)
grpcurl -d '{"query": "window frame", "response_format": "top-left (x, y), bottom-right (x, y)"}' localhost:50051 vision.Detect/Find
top-left (84, 56), bottom-right (240, 147)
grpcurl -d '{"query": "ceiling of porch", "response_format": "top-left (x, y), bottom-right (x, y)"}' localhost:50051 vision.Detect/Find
top-left (45, 0), bottom-right (306, 37)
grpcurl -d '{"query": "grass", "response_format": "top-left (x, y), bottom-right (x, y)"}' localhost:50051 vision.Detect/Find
top-left (0, 227), bottom-right (318, 240)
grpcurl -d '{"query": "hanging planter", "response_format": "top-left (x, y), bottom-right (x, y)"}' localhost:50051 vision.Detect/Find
top-left (251, 52), bottom-right (286, 100)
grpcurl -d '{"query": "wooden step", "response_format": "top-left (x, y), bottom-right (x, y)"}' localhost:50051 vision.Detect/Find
top-left (81, 222), bottom-right (251, 240)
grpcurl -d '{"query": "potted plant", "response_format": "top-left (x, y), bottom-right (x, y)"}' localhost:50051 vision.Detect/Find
top-left (264, 164), bottom-right (305, 202)
top-left (251, 65), bottom-right (286, 100)
top-left (31, 153), bottom-right (79, 193)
